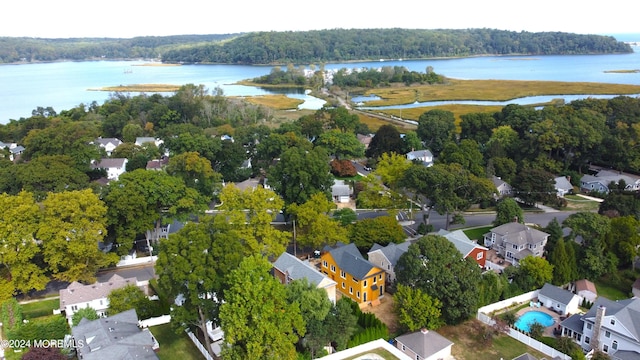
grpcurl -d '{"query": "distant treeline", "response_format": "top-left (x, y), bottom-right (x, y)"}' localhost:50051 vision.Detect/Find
top-left (0, 29), bottom-right (630, 65)
top-left (0, 34), bottom-right (240, 63)
top-left (161, 28), bottom-right (633, 64)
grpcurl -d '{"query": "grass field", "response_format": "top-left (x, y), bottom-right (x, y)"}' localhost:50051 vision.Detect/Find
top-left (463, 226), bottom-right (493, 242)
top-left (439, 319), bottom-right (548, 360)
top-left (563, 194), bottom-right (600, 211)
top-left (21, 297), bottom-right (60, 319)
top-left (244, 94), bottom-right (305, 110)
top-left (150, 324), bottom-right (205, 360)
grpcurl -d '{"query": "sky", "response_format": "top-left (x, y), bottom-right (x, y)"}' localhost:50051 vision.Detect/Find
top-left (2, 0), bottom-right (639, 39)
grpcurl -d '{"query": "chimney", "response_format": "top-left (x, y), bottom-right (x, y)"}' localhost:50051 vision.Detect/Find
top-left (591, 305), bottom-right (605, 351)
top-left (513, 216), bottom-right (518, 223)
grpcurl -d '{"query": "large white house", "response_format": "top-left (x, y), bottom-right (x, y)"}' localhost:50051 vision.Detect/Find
top-left (483, 222), bottom-right (549, 266)
top-left (91, 158), bottom-right (128, 180)
top-left (560, 297), bottom-right (640, 359)
top-left (59, 274), bottom-right (148, 325)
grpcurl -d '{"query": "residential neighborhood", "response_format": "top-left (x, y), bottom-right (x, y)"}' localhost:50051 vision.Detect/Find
top-left (1, 73), bottom-right (640, 360)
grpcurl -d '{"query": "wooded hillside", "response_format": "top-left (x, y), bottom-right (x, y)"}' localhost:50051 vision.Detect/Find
top-left (0, 28), bottom-right (631, 64)
top-left (161, 28), bottom-right (633, 64)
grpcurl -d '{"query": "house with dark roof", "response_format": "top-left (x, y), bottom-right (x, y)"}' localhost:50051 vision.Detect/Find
top-left (538, 283), bottom-right (580, 315)
top-left (395, 328), bottom-right (454, 360)
top-left (483, 222), bottom-right (549, 266)
top-left (367, 242), bottom-right (412, 284)
top-left (91, 158), bottom-right (128, 180)
top-left (321, 242), bottom-right (385, 305)
top-left (437, 229), bottom-right (488, 268)
top-left (72, 309), bottom-right (159, 360)
top-left (60, 274), bottom-right (148, 325)
top-left (273, 252), bottom-right (337, 304)
top-left (560, 297), bottom-right (640, 358)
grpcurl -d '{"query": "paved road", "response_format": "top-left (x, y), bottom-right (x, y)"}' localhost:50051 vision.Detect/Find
top-left (97, 262), bottom-right (157, 283)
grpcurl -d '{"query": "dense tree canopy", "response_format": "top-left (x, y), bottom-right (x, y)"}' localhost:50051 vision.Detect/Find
top-left (396, 235), bottom-right (482, 324)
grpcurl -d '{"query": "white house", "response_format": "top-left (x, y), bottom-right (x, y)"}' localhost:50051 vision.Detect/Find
top-left (560, 297), bottom-right (640, 358)
top-left (554, 176), bottom-right (573, 197)
top-left (92, 158), bottom-right (128, 180)
top-left (59, 274), bottom-right (147, 325)
top-left (331, 180), bottom-right (352, 204)
top-left (94, 137), bottom-right (123, 156)
top-left (406, 149), bottom-right (434, 167)
top-left (395, 328), bottom-right (454, 360)
top-left (492, 176), bottom-right (513, 198)
top-left (483, 222), bottom-right (549, 266)
top-left (538, 283), bottom-right (580, 316)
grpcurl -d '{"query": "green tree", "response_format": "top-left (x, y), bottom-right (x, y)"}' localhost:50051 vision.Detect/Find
top-left (315, 130), bottom-right (365, 160)
top-left (513, 256), bottom-right (553, 291)
top-left (107, 284), bottom-right (154, 318)
top-left (0, 191), bottom-right (48, 295)
top-left (460, 112), bottom-right (496, 146)
top-left (104, 169), bottom-right (206, 255)
top-left (38, 189), bottom-right (118, 283)
top-left (16, 155), bottom-right (89, 199)
top-left (394, 284), bottom-right (443, 332)
top-left (349, 216), bottom-right (406, 251)
top-left (333, 208), bottom-right (357, 226)
top-left (325, 107), bottom-right (360, 133)
top-left (606, 216), bottom-right (640, 267)
top-left (374, 152), bottom-right (412, 188)
top-left (166, 151), bottom-right (222, 202)
top-left (356, 174), bottom-right (406, 210)
top-left (269, 146), bottom-right (333, 206)
top-left (326, 297), bottom-right (358, 351)
top-left (512, 168), bottom-right (556, 206)
top-left (416, 109), bottom-right (456, 155)
top-left (220, 255), bottom-right (305, 360)
top-left (543, 217), bottom-right (564, 257)
top-left (551, 238), bottom-right (572, 286)
top-left (288, 193), bottom-right (348, 250)
top-left (438, 139), bottom-right (485, 177)
top-left (156, 218), bottom-right (244, 357)
top-left (396, 235), bottom-right (482, 324)
top-left (493, 198), bottom-right (524, 226)
top-left (71, 307), bottom-right (100, 327)
top-left (285, 279), bottom-right (332, 358)
top-left (217, 184), bottom-right (290, 257)
top-left (121, 123), bottom-right (144, 143)
top-left (365, 124), bottom-right (404, 159)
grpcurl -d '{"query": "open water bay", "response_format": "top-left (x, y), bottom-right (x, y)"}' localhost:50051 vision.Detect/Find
top-left (1, 45), bottom-right (639, 124)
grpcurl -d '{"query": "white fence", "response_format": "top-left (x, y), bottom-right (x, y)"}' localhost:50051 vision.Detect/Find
top-left (139, 314), bottom-right (171, 328)
top-left (186, 330), bottom-right (215, 360)
top-left (116, 255), bottom-right (157, 267)
top-left (477, 291), bottom-right (571, 360)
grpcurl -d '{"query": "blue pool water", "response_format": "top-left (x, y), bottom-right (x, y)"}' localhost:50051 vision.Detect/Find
top-left (515, 311), bottom-right (554, 333)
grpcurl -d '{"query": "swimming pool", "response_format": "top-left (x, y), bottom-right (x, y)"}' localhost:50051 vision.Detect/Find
top-left (515, 311), bottom-right (554, 333)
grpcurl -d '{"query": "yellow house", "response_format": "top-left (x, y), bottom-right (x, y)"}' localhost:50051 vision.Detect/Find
top-left (320, 242), bottom-right (386, 304)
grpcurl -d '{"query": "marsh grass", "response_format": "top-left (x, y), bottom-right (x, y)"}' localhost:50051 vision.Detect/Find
top-left (363, 79), bottom-right (640, 106)
top-left (243, 94), bottom-right (304, 110)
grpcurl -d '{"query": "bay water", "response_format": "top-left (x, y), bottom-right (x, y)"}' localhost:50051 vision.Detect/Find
top-left (1, 45), bottom-right (639, 124)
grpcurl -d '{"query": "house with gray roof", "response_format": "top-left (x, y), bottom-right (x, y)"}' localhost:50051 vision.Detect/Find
top-left (492, 176), bottom-right (513, 198)
top-left (406, 149), bottom-right (434, 167)
top-left (437, 229), bottom-right (488, 268)
top-left (60, 274), bottom-right (148, 325)
top-left (321, 242), bottom-right (386, 305)
top-left (331, 179), bottom-right (352, 204)
top-left (91, 158), bottom-right (128, 180)
top-left (483, 222), bottom-right (549, 266)
top-left (554, 176), bottom-right (574, 197)
top-left (72, 309), bottom-right (159, 360)
top-left (560, 297), bottom-right (640, 358)
top-left (93, 137), bottom-right (123, 156)
top-left (538, 283), bottom-right (580, 315)
top-left (367, 242), bottom-right (412, 284)
top-left (395, 328), bottom-right (454, 360)
top-left (580, 169), bottom-right (640, 194)
top-left (273, 252), bottom-right (337, 304)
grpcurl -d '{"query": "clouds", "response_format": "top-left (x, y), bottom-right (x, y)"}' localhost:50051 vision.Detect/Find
top-left (2, 0), bottom-right (638, 38)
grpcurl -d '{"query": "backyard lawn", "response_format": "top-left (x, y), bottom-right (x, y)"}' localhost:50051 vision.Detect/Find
top-left (463, 226), bottom-right (492, 242)
top-left (21, 297), bottom-right (60, 319)
top-left (150, 323), bottom-right (205, 360)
